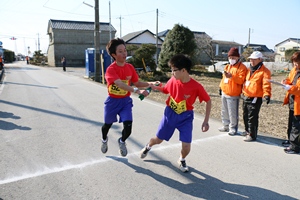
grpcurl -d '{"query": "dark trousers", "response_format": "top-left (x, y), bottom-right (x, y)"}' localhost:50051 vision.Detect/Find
top-left (243, 97), bottom-right (262, 140)
top-left (287, 109), bottom-right (293, 139)
top-left (290, 115), bottom-right (300, 151)
top-left (63, 64), bottom-right (66, 71)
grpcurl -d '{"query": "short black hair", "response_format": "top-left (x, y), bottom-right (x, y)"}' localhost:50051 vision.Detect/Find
top-left (168, 54), bottom-right (192, 73)
top-left (106, 38), bottom-right (126, 60)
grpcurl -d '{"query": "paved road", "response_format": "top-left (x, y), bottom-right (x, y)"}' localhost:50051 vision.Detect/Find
top-left (0, 62), bottom-right (299, 199)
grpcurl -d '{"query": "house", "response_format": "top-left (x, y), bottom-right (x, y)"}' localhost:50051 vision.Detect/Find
top-left (212, 40), bottom-right (243, 61)
top-left (47, 19), bottom-right (116, 67)
top-left (122, 29), bottom-right (164, 64)
top-left (122, 29), bottom-right (164, 51)
top-left (244, 43), bottom-right (273, 52)
top-left (157, 30), bottom-right (170, 41)
top-left (244, 43), bottom-right (274, 61)
top-left (274, 38), bottom-right (300, 62)
top-left (158, 29), bottom-right (244, 64)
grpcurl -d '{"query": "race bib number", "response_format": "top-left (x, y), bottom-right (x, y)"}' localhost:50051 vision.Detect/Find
top-left (169, 97), bottom-right (187, 114)
top-left (108, 80), bottom-right (129, 96)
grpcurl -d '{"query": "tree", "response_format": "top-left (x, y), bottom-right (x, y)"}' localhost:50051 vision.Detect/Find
top-left (194, 35), bottom-right (216, 69)
top-left (32, 50), bottom-right (47, 65)
top-left (3, 49), bottom-right (15, 63)
top-left (126, 44), bottom-right (156, 71)
top-left (126, 44), bottom-right (139, 56)
top-left (132, 44), bottom-right (156, 70)
top-left (158, 24), bottom-right (197, 72)
top-left (241, 48), bottom-right (253, 61)
top-left (285, 49), bottom-right (299, 62)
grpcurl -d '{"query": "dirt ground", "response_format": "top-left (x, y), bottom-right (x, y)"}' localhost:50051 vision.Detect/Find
top-left (147, 72), bottom-right (289, 140)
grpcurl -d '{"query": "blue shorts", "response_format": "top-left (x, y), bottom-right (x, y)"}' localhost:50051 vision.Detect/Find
top-left (104, 96), bottom-right (133, 124)
top-left (156, 106), bottom-right (194, 143)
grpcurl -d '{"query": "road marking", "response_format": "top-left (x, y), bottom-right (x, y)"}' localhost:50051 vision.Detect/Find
top-left (0, 134), bottom-right (228, 185)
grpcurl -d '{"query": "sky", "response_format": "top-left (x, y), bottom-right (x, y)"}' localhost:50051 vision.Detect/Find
top-left (0, 0), bottom-right (299, 56)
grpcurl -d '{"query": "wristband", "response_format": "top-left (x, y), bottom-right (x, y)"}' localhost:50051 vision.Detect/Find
top-left (133, 88), bottom-right (139, 93)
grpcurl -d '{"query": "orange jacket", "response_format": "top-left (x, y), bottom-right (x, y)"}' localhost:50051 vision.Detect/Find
top-left (219, 62), bottom-right (247, 96)
top-left (283, 67), bottom-right (300, 115)
top-left (242, 64), bottom-right (271, 98)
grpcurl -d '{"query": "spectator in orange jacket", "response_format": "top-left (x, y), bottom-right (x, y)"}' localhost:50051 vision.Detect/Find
top-left (0, 55), bottom-right (3, 70)
top-left (281, 51), bottom-right (300, 154)
top-left (242, 51), bottom-right (271, 142)
top-left (218, 47), bottom-right (247, 136)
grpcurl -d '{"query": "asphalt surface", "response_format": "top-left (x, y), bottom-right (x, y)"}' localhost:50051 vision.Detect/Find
top-left (0, 62), bottom-right (299, 200)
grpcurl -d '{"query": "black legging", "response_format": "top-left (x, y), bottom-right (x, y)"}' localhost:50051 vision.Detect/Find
top-left (101, 121), bottom-right (133, 142)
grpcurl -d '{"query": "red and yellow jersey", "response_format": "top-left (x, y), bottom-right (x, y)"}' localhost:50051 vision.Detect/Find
top-left (105, 62), bottom-right (139, 98)
top-left (242, 64), bottom-right (271, 98)
top-left (162, 77), bottom-right (210, 114)
top-left (219, 62), bottom-right (247, 96)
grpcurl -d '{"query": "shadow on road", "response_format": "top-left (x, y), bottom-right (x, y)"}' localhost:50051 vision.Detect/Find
top-left (107, 156), bottom-right (296, 200)
top-left (0, 111), bottom-right (21, 119)
top-left (0, 120), bottom-right (31, 131)
top-left (0, 111), bottom-right (30, 131)
top-left (3, 81), bottom-right (58, 89)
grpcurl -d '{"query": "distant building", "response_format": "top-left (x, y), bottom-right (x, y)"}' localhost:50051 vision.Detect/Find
top-left (122, 29), bottom-right (163, 46)
top-left (213, 40), bottom-right (243, 61)
top-left (122, 29), bottom-right (164, 63)
top-left (244, 43), bottom-right (273, 53)
top-left (47, 19), bottom-right (116, 67)
top-left (274, 38), bottom-right (300, 62)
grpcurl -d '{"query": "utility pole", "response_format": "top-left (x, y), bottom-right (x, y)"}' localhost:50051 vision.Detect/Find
top-left (248, 28), bottom-right (250, 46)
top-left (155, 8), bottom-right (158, 66)
top-left (117, 15), bottom-right (123, 37)
top-left (94, 0), bottom-right (101, 82)
top-left (109, 1), bottom-right (112, 41)
top-left (37, 33), bottom-right (40, 51)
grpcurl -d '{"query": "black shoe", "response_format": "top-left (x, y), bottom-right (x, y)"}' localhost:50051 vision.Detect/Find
top-left (284, 147), bottom-right (299, 154)
top-left (282, 140), bottom-right (290, 147)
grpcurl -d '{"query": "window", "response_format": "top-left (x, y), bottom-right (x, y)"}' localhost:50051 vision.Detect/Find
top-left (280, 47), bottom-right (285, 52)
top-left (293, 46), bottom-right (300, 50)
top-left (281, 57), bottom-right (286, 62)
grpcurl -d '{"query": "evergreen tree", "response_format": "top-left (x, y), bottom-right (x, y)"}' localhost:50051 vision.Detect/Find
top-left (158, 24), bottom-right (197, 72)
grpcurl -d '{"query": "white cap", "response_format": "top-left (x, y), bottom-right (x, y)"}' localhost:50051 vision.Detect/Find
top-left (248, 51), bottom-right (263, 59)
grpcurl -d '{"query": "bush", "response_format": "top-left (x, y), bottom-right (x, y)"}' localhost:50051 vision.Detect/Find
top-left (3, 50), bottom-right (15, 63)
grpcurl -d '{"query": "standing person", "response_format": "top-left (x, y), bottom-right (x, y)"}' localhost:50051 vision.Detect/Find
top-left (281, 51), bottom-right (300, 154)
top-left (140, 54), bottom-right (211, 172)
top-left (25, 56), bottom-right (29, 64)
top-left (0, 55), bottom-right (3, 70)
top-left (61, 57), bottom-right (66, 71)
top-left (101, 38), bottom-right (158, 157)
top-left (218, 47), bottom-right (247, 135)
top-left (242, 51), bottom-right (271, 142)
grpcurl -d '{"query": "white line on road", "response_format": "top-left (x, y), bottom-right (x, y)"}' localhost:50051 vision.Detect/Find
top-left (0, 134), bottom-right (228, 185)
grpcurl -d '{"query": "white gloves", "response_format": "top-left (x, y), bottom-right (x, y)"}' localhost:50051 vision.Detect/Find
top-left (283, 85), bottom-right (291, 90)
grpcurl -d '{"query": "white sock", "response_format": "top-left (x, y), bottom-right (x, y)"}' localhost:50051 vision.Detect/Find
top-left (146, 144), bottom-right (151, 150)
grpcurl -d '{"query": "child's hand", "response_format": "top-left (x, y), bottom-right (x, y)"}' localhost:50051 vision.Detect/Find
top-left (281, 79), bottom-right (287, 84)
top-left (202, 122), bottom-right (209, 132)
